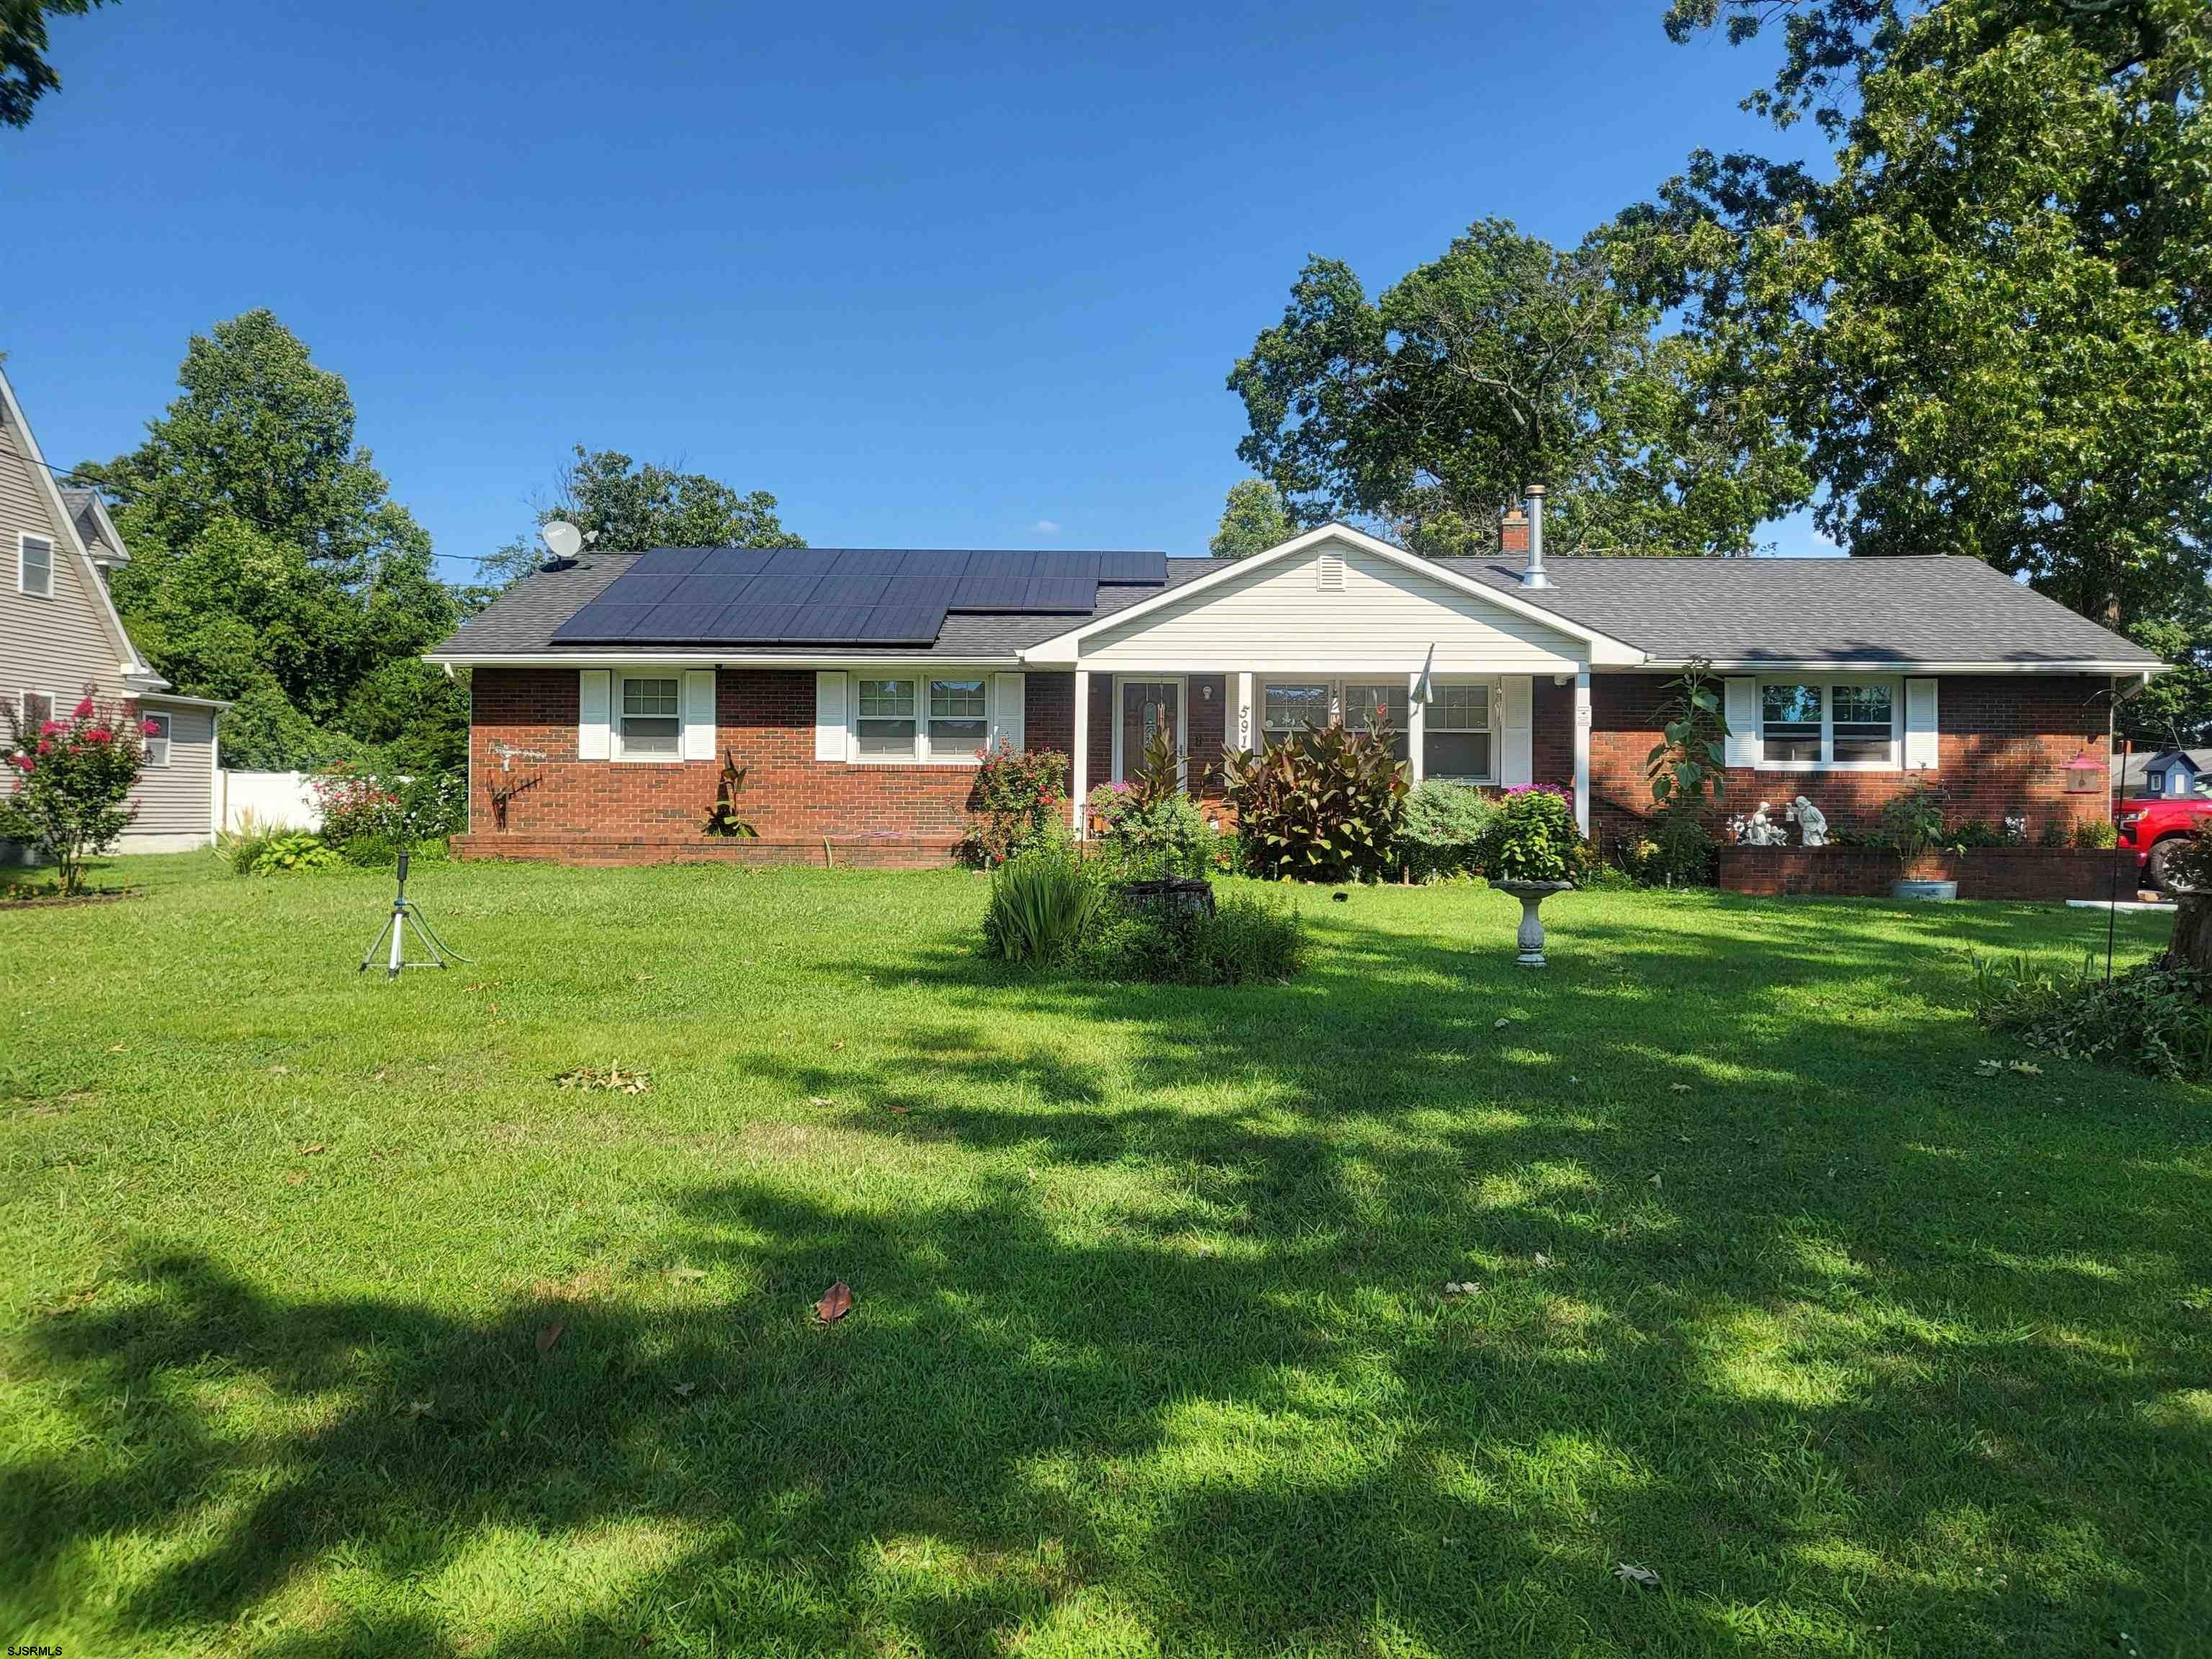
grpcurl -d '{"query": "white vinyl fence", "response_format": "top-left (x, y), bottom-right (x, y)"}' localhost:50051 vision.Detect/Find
top-left (218, 770), bottom-right (321, 833)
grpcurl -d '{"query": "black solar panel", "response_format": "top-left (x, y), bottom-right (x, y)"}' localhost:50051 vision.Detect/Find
top-left (548, 547), bottom-right (1166, 647)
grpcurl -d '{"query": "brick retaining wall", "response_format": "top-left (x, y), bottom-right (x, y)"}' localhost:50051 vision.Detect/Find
top-left (1719, 845), bottom-right (2139, 900)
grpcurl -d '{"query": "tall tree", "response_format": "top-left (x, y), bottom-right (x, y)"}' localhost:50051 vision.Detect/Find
top-left (1, 0), bottom-right (110, 129)
top-left (1227, 220), bottom-right (1809, 557)
top-left (1651, 0), bottom-right (2212, 629)
top-left (1210, 479), bottom-right (1295, 558)
top-left (482, 446), bottom-right (804, 587)
top-left (78, 311), bottom-right (467, 771)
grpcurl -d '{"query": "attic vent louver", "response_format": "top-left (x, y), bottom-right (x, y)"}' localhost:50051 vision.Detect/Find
top-left (1317, 551), bottom-right (1345, 593)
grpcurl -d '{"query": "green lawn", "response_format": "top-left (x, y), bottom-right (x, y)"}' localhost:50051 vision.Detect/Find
top-left (1, 857), bottom-right (2206, 1658)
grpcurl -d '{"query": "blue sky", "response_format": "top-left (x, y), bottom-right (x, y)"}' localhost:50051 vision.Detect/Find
top-left (4, 1), bottom-right (1831, 575)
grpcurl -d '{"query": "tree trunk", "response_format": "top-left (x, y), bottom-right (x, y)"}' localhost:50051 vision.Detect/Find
top-left (2164, 893), bottom-right (2212, 995)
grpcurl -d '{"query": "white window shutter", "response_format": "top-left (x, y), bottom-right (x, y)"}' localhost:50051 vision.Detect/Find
top-left (681, 669), bottom-right (716, 760)
top-left (990, 673), bottom-right (1025, 753)
top-left (1723, 678), bottom-right (1758, 767)
top-left (1905, 678), bottom-right (1939, 769)
top-left (577, 670), bottom-right (611, 760)
top-left (1500, 675), bottom-right (1532, 787)
top-left (814, 670), bottom-right (848, 762)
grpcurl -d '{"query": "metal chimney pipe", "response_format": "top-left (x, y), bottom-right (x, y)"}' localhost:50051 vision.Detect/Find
top-left (1519, 485), bottom-right (1552, 588)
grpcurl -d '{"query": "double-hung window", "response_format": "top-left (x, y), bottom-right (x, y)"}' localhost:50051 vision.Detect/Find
top-left (1423, 683), bottom-right (1493, 781)
top-left (927, 678), bottom-right (989, 754)
top-left (853, 676), bottom-right (990, 761)
top-left (1759, 678), bottom-right (1899, 767)
top-left (142, 709), bottom-right (172, 767)
top-left (20, 691), bottom-right (54, 734)
top-left (1262, 683), bottom-right (1330, 747)
top-left (18, 534), bottom-right (53, 598)
top-left (1343, 682), bottom-right (1410, 763)
top-left (616, 675), bottom-right (680, 759)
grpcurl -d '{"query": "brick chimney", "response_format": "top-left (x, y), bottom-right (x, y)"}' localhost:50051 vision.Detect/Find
top-left (1501, 505), bottom-right (1529, 554)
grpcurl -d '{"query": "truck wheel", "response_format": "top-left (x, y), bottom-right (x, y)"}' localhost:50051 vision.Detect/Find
top-left (2146, 838), bottom-right (2180, 891)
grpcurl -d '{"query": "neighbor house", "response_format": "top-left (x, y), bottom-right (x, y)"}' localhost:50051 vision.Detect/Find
top-left (426, 493), bottom-right (2162, 866)
top-left (2116, 747), bottom-right (2209, 799)
top-left (1, 366), bottom-right (222, 852)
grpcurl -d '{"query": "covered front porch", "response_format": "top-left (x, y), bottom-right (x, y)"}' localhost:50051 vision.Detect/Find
top-left (1069, 666), bottom-right (1591, 834)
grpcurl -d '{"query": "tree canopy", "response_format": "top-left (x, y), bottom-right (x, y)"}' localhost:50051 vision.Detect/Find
top-left (1209, 479), bottom-right (1296, 558)
top-left (78, 310), bottom-right (467, 773)
top-left (482, 446), bottom-right (804, 587)
top-left (1227, 220), bottom-right (1810, 557)
top-left (1647, 0), bottom-right (2212, 632)
top-left (1, 0), bottom-right (109, 129)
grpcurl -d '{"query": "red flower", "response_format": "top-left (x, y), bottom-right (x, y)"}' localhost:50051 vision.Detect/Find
top-left (35, 739), bottom-right (52, 755)
top-left (141, 719), bottom-right (161, 737)
top-left (73, 698), bottom-right (94, 718)
top-left (8, 753), bottom-right (31, 773)
top-left (38, 719), bottom-right (61, 737)
top-left (87, 727), bottom-right (112, 743)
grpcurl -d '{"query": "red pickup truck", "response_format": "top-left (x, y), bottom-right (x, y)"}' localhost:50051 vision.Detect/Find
top-left (2117, 779), bottom-right (2212, 888)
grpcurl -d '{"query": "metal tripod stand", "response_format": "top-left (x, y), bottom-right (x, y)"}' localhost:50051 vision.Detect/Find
top-left (359, 850), bottom-right (471, 978)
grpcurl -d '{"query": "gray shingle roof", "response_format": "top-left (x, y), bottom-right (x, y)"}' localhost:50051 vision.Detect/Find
top-left (1440, 554), bottom-right (2161, 667)
top-left (428, 543), bottom-right (2162, 670)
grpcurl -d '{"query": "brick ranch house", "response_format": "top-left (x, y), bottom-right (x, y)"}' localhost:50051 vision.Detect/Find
top-left (427, 509), bottom-right (2164, 873)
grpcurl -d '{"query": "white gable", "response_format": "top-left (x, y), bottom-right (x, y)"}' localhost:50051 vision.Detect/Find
top-left (1071, 534), bottom-right (1591, 672)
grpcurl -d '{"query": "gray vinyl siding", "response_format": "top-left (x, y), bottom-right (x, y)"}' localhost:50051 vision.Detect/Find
top-left (0, 405), bottom-right (126, 716)
top-left (127, 699), bottom-right (216, 841)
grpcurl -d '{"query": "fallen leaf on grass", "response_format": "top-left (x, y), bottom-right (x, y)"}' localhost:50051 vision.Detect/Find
top-left (1494, 1018), bottom-right (1510, 1030)
top-left (536, 1321), bottom-right (564, 1354)
top-left (671, 1381), bottom-right (695, 1398)
top-left (1532, 1252), bottom-right (1553, 1269)
top-left (2008, 1060), bottom-right (2043, 1076)
top-left (1614, 1562), bottom-right (1661, 1590)
top-left (814, 1281), bottom-right (853, 1323)
top-left (281, 1171), bottom-right (306, 1185)
top-left (269, 1064), bottom-right (290, 1076)
top-left (404, 1398), bottom-right (434, 1419)
top-left (669, 1265), bottom-right (707, 1282)
top-left (1647, 1173), bottom-right (1663, 1187)
top-left (831, 1041), bottom-right (847, 1051)
top-left (1668, 1084), bottom-right (1691, 1094)
top-left (107, 1043), bottom-right (127, 1053)
top-left (301, 1143), bottom-right (326, 1156)
top-left (806, 1096), bottom-right (835, 1107)
top-left (555, 1065), bottom-right (652, 1094)
top-left (888, 1105), bottom-right (910, 1116)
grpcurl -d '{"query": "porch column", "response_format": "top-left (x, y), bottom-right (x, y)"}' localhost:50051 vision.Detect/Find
top-left (1573, 667), bottom-right (1591, 836)
top-left (1071, 667), bottom-right (1089, 837)
top-left (1235, 672), bottom-right (1253, 753)
top-left (1407, 670), bottom-right (1426, 784)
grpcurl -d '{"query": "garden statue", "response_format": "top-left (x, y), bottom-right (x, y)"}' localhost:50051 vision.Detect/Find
top-left (1788, 796), bottom-right (1829, 847)
top-left (1739, 801), bottom-right (1788, 847)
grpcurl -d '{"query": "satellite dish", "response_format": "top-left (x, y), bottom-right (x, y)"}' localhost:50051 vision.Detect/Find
top-left (539, 520), bottom-right (584, 564)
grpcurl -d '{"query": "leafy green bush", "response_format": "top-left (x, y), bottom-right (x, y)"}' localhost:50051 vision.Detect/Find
top-left (1880, 783), bottom-right (1948, 860)
top-left (249, 832), bottom-right (343, 874)
top-left (1088, 785), bottom-right (1214, 879)
top-left (2073, 816), bottom-right (2118, 850)
top-left (1222, 721), bottom-right (1406, 882)
top-left (338, 834), bottom-right (450, 868)
top-left (981, 847), bottom-right (1103, 964)
top-left (310, 763), bottom-right (464, 849)
top-left (1472, 786), bottom-right (1588, 884)
top-left (1620, 806), bottom-right (1717, 886)
top-left (1080, 893), bottom-right (1303, 986)
top-left (1393, 779), bottom-right (1494, 881)
top-left (1972, 950), bottom-right (2212, 1080)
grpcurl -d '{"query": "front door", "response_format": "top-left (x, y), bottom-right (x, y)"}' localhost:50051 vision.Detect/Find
top-left (1118, 679), bottom-right (1182, 785)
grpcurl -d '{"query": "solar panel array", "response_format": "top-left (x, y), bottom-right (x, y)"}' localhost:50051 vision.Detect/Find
top-left (550, 547), bottom-right (1169, 647)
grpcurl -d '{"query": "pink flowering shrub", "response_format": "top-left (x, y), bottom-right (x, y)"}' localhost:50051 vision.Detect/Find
top-left (0, 684), bottom-right (147, 894)
top-left (963, 741), bottom-right (1070, 866)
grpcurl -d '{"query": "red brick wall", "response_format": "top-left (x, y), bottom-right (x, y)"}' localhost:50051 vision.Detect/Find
top-left (462, 667), bottom-right (979, 860)
top-left (1588, 673), bottom-right (2111, 850)
top-left (1531, 678), bottom-right (1575, 791)
top-left (1025, 671), bottom-right (1074, 758)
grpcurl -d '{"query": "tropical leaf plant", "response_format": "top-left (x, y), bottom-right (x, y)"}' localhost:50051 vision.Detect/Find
top-left (1221, 720), bottom-right (1408, 882)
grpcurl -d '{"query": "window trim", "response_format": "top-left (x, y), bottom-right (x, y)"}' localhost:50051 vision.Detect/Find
top-left (18, 532), bottom-right (54, 600)
top-left (1755, 675), bottom-right (1904, 771)
top-left (843, 673), bottom-right (997, 765)
top-left (1258, 679), bottom-right (1331, 747)
top-left (612, 671), bottom-right (683, 763)
top-left (142, 708), bottom-right (173, 768)
top-left (1421, 677), bottom-right (1498, 785)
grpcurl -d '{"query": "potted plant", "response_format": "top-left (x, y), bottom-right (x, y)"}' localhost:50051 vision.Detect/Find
top-left (1881, 783), bottom-right (1956, 901)
top-left (1473, 786), bottom-right (1589, 966)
